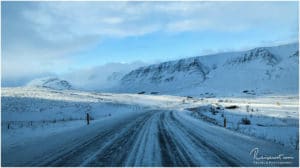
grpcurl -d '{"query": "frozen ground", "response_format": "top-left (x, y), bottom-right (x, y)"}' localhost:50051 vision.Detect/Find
top-left (1, 87), bottom-right (299, 166)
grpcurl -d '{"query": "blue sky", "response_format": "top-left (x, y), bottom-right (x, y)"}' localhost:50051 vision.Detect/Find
top-left (2, 1), bottom-right (298, 86)
top-left (72, 29), bottom-right (295, 69)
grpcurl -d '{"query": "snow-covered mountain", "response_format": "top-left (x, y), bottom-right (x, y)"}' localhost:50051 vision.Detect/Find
top-left (117, 43), bottom-right (298, 96)
top-left (27, 77), bottom-right (72, 90)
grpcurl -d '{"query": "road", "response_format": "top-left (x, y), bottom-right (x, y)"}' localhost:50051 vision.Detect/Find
top-left (2, 110), bottom-right (298, 167)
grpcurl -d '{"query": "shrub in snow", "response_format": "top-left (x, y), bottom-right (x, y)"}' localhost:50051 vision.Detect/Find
top-left (225, 105), bottom-right (239, 109)
top-left (246, 105), bottom-right (250, 112)
top-left (241, 117), bottom-right (251, 125)
top-left (210, 107), bottom-right (218, 115)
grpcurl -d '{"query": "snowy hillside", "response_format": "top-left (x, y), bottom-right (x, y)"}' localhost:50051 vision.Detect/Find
top-left (27, 77), bottom-right (72, 90)
top-left (117, 43), bottom-right (298, 96)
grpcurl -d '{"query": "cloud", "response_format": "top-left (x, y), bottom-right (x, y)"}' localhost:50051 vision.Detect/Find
top-left (62, 61), bottom-right (148, 91)
top-left (2, 1), bottom-right (298, 87)
top-left (19, 1), bottom-right (299, 37)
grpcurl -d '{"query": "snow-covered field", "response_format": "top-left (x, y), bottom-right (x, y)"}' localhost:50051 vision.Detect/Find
top-left (2, 87), bottom-right (147, 148)
top-left (187, 95), bottom-right (299, 149)
top-left (2, 87), bottom-right (298, 147)
top-left (1, 87), bottom-right (299, 166)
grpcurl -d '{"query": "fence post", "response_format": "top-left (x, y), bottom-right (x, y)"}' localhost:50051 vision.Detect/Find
top-left (86, 113), bottom-right (90, 125)
top-left (224, 117), bottom-right (227, 128)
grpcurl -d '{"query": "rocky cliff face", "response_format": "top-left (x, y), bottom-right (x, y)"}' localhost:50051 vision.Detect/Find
top-left (225, 48), bottom-right (280, 66)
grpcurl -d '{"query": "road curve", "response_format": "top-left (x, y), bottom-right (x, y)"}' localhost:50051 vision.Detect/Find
top-left (3, 110), bottom-right (298, 167)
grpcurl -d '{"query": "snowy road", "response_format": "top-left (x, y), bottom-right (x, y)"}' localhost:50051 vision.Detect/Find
top-left (2, 110), bottom-right (298, 167)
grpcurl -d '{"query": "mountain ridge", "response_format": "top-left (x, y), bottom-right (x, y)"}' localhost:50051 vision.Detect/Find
top-left (115, 42), bottom-right (298, 96)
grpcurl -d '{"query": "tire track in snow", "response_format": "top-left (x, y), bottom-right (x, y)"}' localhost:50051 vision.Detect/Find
top-left (23, 109), bottom-right (296, 166)
top-left (38, 111), bottom-right (153, 166)
top-left (158, 111), bottom-right (196, 166)
top-left (83, 111), bottom-right (156, 166)
top-left (168, 111), bottom-right (240, 166)
top-left (123, 111), bottom-right (161, 166)
top-left (42, 110), bottom-right (240, 166)
top-left (157, 111), bottom-right (239, 166)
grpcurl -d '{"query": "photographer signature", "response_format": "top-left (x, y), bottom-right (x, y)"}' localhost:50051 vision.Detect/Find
top-left (250, 148), bottom-right (294, 161)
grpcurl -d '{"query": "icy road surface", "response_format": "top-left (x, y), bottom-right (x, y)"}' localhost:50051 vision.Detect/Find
top-left (3, 110), bottom-right (298, 167)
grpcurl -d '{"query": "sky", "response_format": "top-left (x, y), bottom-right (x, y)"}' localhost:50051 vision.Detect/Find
top-left (1, 1), bottom-right (299, 87)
